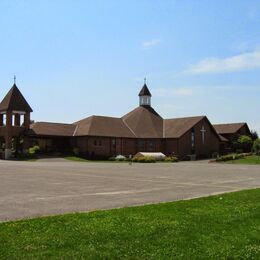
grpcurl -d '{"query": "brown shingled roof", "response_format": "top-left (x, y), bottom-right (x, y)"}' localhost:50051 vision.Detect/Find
top-left (74, 116), bottom-right (135, 138)
top-left (213, 123), bottom-right (247, 134)
top-left (165, 116), bottom-right (205, 138)
top-left (138, 84), bottom-right (152, 96)
top-left (0, 84), bottom-right (33, 112)
top-left (122, 106), bottom-right (163, 138)
top-left (29, 122), bottom-right (76, 136)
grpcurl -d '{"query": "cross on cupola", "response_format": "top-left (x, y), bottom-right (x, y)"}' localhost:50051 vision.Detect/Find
top-left (138, 78), bottom-right (152, 106)
top-left (200, 125), bottom-right (206, 144)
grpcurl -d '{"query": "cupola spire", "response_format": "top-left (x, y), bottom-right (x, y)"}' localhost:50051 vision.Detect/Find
top-left (138, 79), bottom-right (152, 106)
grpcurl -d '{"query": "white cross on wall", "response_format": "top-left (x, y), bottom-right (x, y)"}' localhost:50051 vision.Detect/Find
top-left (200, 125), bottom-right (206, 144)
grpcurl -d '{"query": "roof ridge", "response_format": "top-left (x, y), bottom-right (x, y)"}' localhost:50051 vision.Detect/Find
top-left (213, 122), bottom-right (246, 126)
top-left (73, 115), bottom-right (94, 125)
top-left (165, 115), bottom-right (205, 120)
top-left (122, 106), bottom-right (139, 120)
top-left (34, 121), bottom-right (74, 126)
top-left (122, 117), bottom-right (137, 137)
top-left (0, 84), bottom-right (33, 112)
top-left (92, 115), bottom-right (121, 120)
top-left (72, 125), bottom-right (79, 136)
top-left (139, 84), bottom-right (152, 96)
top-left (86, 116), bottom-right (95, 135)
top-left (146, 108), bottom-right (163, 137)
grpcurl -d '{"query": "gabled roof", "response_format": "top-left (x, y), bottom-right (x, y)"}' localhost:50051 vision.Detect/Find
top-left (29, 122), bottom-right (76, 136)
top-left (213, 123), bottom-right (248, 134)
top-left (164, 116), bottom-right (205, 138)
top-left (138, 84), bottom-right (152, 96)
top-left (122, 106), bottom-right (163, 138)
top-left (27, 113), bottom-right (224, 141)
top-left (74, 116), bottom-right (135, 138)
top-left (0, 84), bottom-right (33, 112)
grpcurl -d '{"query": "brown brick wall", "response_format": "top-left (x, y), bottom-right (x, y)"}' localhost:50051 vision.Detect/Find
top-left (122, 138), bottom-right (136, 156)
top-left (2, 116), bottom-right (222, 160)
top-left (74, 137), bottom-right (165, 158)
top-left (178, 118), bottom-right (220, 159)
top-left (75, 136), bottom-right (111, 158)
top-left (164, 138), bottom-right (178, 156)
top-left (0, 111), bottom-right (31, 152)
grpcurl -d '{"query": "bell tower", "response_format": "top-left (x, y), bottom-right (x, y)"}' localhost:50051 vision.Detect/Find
top-left (0, 80), bottom-right (33, 159)
top-left (138, 78), bottom-right (152, 107)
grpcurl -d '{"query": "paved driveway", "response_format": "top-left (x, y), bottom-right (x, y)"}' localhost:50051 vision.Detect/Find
top-left (0, 160), bottom-right (259, 221)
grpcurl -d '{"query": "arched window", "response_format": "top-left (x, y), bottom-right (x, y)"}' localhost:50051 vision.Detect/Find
top-left (191, 128), bottom-right (195, 150)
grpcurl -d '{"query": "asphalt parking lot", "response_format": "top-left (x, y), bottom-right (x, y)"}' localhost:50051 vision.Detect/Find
top-left (0, 159), bottom-right (259, 221)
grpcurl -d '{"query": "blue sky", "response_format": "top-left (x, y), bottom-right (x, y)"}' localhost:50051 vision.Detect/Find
top-left (0, 0), bottom-right (260, 133)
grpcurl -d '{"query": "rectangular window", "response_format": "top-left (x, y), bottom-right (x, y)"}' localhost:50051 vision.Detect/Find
top-left (12, 115), bottom-right (15, 126)
top-left (111, 138), bottom-right (116, 148)
top-left (3, 114), bottom-right (6, 126)
top-left (21, 115), bottom-right (25, 126)
top-left (138, 139), bottom-right (145, 151)
top-left (148, 140), bottom-right (155, 151)
top-left (191, 128), bottom-right (195, 149)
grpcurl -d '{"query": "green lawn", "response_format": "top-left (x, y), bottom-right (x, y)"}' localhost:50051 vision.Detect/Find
top-left (0, 189), bottom-right (259, 259)
top-left (228, 155), bottom-right (260, 164)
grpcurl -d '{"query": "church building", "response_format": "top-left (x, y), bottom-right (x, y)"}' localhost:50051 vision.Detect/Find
top-left (0, 81), bottom-right (251, 160)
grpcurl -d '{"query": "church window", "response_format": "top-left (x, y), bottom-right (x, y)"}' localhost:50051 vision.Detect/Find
top-left (12, 114), bottom-right (15, 126)
top-left (21, 115), bottom-right (25, 126)
top-left (191, 128), bottom-right (195, 149)
top-left (138, 139), bottom-right (145, 150)
top-left (112, 138), bottom-right (116, 148)
top-left (94, 140), bottom-right (97, 146)
top-left (148, 140), bottom-right (155, 150)
top-left (99, 140), bottom-right (102, 146)
top-left (3, 114), bottom-right (6, 126)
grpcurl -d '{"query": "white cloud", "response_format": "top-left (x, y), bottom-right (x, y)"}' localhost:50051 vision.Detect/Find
top-left (142, 39), bottom-right (161, 49)
top-left (174, 88), bottom-right (193, 96)
top-left (186, 51), bottom-right (260, 74)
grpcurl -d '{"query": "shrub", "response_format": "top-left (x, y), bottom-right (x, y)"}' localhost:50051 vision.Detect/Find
top-left (251, 130), bottom-right (259, 141)
top-left (233, 135), bottom-right (253, 153)
top-left (115, 155), bottom-right (126, 161)
top-left (16, 152), bottom-right (37, 160)
top-left (72, 147), bottom-right (80, 156)
top-left (108, 157), bottom-right (116, 161)
top-left (132, 156), bottom-right (156, 163)
top-left (252, 139), bottom-right (260, 155)
top-left (29, 145), bottom-right (40, 155)
top-left (163, 156), bottom-right (179, 162)
top-left (116, 158), bottom-right (125, 161)
top-left (235, 149), bottom-right (243, 154)
top-left (132, 157), bottom-right (138, 162)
